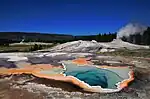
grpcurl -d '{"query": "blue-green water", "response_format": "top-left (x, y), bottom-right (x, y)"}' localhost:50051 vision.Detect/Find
top-left (63, 63), bottom-right (124, 89)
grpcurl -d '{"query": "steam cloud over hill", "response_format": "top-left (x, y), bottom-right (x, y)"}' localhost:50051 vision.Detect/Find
top-left (117, 23), bottom-right (150, 45)
top-left (117, 23), bottom-right (148, 39)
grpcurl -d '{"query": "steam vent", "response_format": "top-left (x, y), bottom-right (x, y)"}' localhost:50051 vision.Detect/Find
top-left (117, 23), bottom-right (150, 45)
top-left (0, 53), bottom-right (134, 93)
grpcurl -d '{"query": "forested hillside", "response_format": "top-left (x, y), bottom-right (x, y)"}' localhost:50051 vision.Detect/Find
top-left (0, 32), bottom-right (117, 45)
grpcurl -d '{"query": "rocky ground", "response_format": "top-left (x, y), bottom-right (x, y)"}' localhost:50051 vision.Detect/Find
top-left (0, 51), bottom-right (150, 99)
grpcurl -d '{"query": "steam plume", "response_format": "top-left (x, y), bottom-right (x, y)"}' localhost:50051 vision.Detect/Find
top-left (117, 23), bottom-right (147, 39)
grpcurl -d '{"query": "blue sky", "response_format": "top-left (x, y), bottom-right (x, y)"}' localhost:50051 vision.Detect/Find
top-left (0, 0), bottom-right (150, 35)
